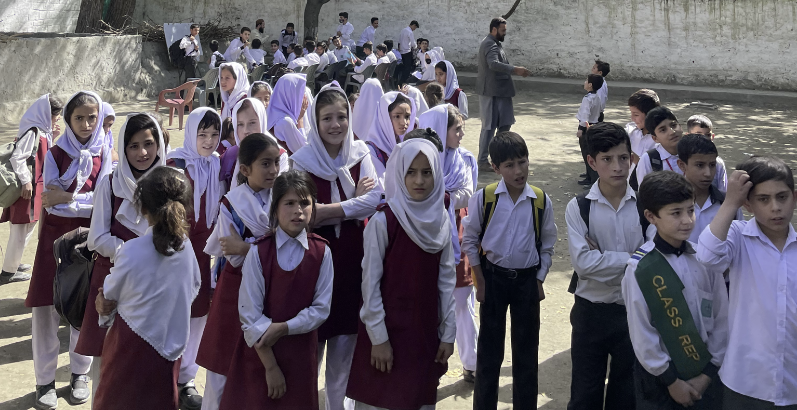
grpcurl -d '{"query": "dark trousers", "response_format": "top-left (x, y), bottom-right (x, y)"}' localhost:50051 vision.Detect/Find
top-left (568, 296), bottom-right (636, 410)
top-left (723, 387), bottom-right (797, 410)
top-left (634, 360), bottom-right (723, 410)
top-left (355, 46), bottom-right (366, 59)
top-left (473, 266), bottom-right (540, 410)
top-left (400, 52), bottom-right (415, 85)
top-left (578, 126), bottom-right (599, 183)
top-left (478, 125), bottom-right (512, 165)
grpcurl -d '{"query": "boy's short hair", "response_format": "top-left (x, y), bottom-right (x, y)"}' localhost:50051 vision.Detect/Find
top-left (363, 41), bottom-right (373, 51)
top-left (241, 26), bottom-right (251, 34)
top-left (420, 38), bottom-right (429, 46)
top-left (404, 128), bottom-right (444, 152)
top-left (371, 17), bottom-right (379, 24)
top-left (305, 40), bottom-right (316, 50)
top-left (190, 23), bottom-right (200, 30)
top-left (686, 115), bottom-right (713, 131)
top-left (318, 41), bottom-right (328, 50)
top-left (677, 134), bottom-right (718, 163)
top-left (639, 171), bottom-right (695, 217)
top-left (587, 74), bottom-right (604, 93)
top-left (286, 23), bottom-right (295, 28)
top-left (736, 156), bottom-right (795, 192)
top-left (376, 43), bottom-right (387, 54)
top-left (644, 106), bottom-right (677, 137)
top-left (627, 89), bottom-right (660, 114)
top-left (585, 122), bottom-right (631, 159)
top-left (490, 17), bottom-right (507, 32)
top-left (252, 39), bottom-right (262, 49)
top-left (489, 131), bottom-right (528, 166)
top-left (410, 20), bottom-right (420, 28)
top-left (331, 35), bottom-right (340, 41)
top-left (270, 39), bottom-right (280, 46)
top-left (339, 12), bottom-right (349, 18)
top-left (594, 60), bottom-right (610, 77)
top-left (210, 40), bottom-right (219, 52)
top-left (288, 43), bottom-right (296, 50)
top-left (384, 39), bottom-right (394, 50)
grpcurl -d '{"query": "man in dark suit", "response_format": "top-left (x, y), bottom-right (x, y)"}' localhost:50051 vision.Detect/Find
top-left (476, 17), bottom-right (531, 168)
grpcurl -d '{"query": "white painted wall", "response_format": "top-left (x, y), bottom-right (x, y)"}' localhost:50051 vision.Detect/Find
top-left (0, 0), bottom-right (80, 33)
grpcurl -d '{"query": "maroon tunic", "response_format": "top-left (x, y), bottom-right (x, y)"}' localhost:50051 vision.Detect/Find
top-left (75, 174), bottom-right (137, 356)
top-left (166, 159), bottom-right (214, 317)
top-left (269, 127), bottom-right (294, 157)
top-left (219, 233), bottom-right (327, 410)
top-left (346, 205), bottom-right (447, 409)
top-left (455, 208), bottom-right (473, 288)
top-left (94, 315), bottom-right (180, 410)
top-left (1, 132), bottom-right (48, 224)
top-left (26, 146), bottom-right (103, 308)
top-left (309, 162), bottom-right (365, 341)
top-left (196, 198), bottom-right (254, 375)
top-left (445, 88), bottom-right (462, 108)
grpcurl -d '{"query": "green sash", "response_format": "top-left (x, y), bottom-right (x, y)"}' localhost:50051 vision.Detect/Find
top-left (635, 249), bottom-right (711, 380)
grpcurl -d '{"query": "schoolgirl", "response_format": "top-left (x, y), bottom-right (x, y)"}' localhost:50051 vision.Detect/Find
top-left (350, 78), bottom-right (383, 140)
top-left (364, 91), bottom-right (417, 178)
top-left (250, 81), bottom-right (273, 109)
top-left (219, 62), bottom-right (250, 121)
top-left (266, 73), bottom-right (309, 155)
top-left (435, 61), bottom-right (469, 118)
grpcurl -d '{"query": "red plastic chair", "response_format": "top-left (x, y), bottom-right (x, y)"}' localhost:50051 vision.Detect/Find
top-left (154, 80), bottom-right (199, 130)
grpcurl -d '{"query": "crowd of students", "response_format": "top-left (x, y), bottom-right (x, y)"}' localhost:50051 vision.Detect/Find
top-left (1, 15), bottom-right (796, 410)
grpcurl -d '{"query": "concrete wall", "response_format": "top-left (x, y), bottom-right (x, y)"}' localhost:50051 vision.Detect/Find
top-left (315, 0), bottom-right (797, 91)
top-left (0, 0), bottom-right (80, 33)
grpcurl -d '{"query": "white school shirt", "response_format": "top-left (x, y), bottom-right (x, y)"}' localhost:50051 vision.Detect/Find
top-left (376, 55), bottom-right (390, 66)
top-left (286, 53), bottom-right (297, 65)
top-left (87, 176), bottom-right (131, 263)
top-left (305, 51), bottom-right (321, 66)
top-left (333, 45), bottom-right (352, 62)
top-left (359, 210), bottom-right (457, 345)
top-left (279, 31), bottom-right (297, 49)
top-left (204, 185), bottom-right (272, 268)
top-left (697, 220), bottom-right (797, 406)
top-left (247, 49), bottom-right (267, 69)
top-left (272, 49), bottom-right (288, 65)
top-left (576, 93), bottom-right (601, 127)
top-left (272, 117), bottom-right (308, 153)
top-left (42, 150), bottom-right (95, 218)
top-left (385, 51), bottom-right (397, 63)
top-left (316, 52), bottom-right (330, 72)
top-left (325, 50), bottom-right (338, 64)
top-left (11, 129), bottom-right (43, 185)
top-left (566, 183), bottom-right (644, 304)
top-left (462, 179), bottom-right (558, 281)
top-left (398, 26), bottom-right (414, 54)
top-left (597, 80), bottom-right (608, 113)
top-left (208, 51), bottom-right (225, 69)
top-left (635, 145), bottom-right (681, 185)
top-left (622, 238), bottom-right (729, 381)
top-left (353, 53), bottom-right (378, 83)
top-left (714, 156), bottom-right (728, 194)
top-left (224, 37), bottom-right (249, 63)
top-left (625, 123), bottom-right (656, 158)
top-left (337, 22), bottom-right (355, 48)
top-left (646, 186), bottom-right (743, 244)
top-left (287, 56), bottom-right (310, 70)
top-left (357, 25), bottom-right (376, 47)
top-left (238, 227), bottom-right (334, 347)
top-left (179, 36), bottom-right (201, 60)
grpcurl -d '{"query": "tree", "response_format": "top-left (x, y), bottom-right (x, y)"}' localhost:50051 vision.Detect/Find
top-left (74, 0), bottom-right (103, 33)
top-left (105, 0), bottom-right (137, 29)
top-left (503, 0), bottom-right (522, 19)
top-left (75, 0), bottom-right (136, 32)
top-left (303, 0), bottom-right (332, 39)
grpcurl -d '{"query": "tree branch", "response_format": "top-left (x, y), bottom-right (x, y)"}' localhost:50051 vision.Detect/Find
top-left (502, 0), bottom-right (522, 19)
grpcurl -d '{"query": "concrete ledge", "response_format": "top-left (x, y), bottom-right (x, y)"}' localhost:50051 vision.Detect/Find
top-left (457, 72), bottom-right (797, 106)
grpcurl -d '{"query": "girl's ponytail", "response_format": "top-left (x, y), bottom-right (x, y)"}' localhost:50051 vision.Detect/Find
top-left (134, 167), bottom-right (193, 256)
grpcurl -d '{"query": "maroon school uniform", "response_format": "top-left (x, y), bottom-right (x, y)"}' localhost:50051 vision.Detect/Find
top-left (219, 233), bottom-right (327, 409)
top-left (166, 159), bottom-right (214, 317)
top-left (195, 198), bottom-right (254, 375)
top-left (25, 146), bottom-right (102, 308)
top-left (347, 204), bottom-right (447, 409)
top-left (445, 87), bottom-right (462, 107)
top-left (93, 316), bottom-right (181, 410)
top-left (0, 132), bottom-right (48, 224)
top-left (75, 174), bottom-right (137, 356)
top-left (308, 162), bottom-right (365, 341)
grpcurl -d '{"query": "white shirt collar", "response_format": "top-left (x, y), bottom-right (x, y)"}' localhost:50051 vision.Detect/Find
top-left (276, 226), bottom-right (309, 250)
top-left (495, 178), bottom-right (536, 201)
top-left (742, 217), bottom-right (797, 251)
top-left (586, 181), bottom-right (636, 209)
top-left (655, 144), bottom-right (677, 160)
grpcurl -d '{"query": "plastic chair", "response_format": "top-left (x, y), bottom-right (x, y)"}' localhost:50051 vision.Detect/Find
top-left (248, 64), bottom-right (268, 83)
top-left (155, 80), bottom-right (199, 130)
top-left (303, 64), bottom-right (320, 95)
top-left (344, 64), bottom-right (377, 94)
top-left (319, 60), bottom-right (347, 86)
top-left (385, 60), bottom-right (399, 91)
top-left (374, 63), bottom-right (390, 91)
top-left (191, 68), bottom-right (219, 109)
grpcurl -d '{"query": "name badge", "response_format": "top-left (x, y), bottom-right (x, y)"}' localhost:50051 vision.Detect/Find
top-left (701, 298), bottom-right (713, 318)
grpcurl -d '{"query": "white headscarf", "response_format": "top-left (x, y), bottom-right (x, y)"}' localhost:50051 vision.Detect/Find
top-left (351, 78), bottom-right (383, 139)
top-left (291, 83), bottom-right (370, 237)
top-left (441, 60), bottom-right (460, 101)
top-left (384, 138), bottom-right (450, 253)
top-left (403, 85), bottom-right (429, 115)
top-left (266, 73), bottom-right (307, 132)
top-left (112, 113), bottom-right (167, 235)
top-left (249, 81), bottom-right (273, 98)
top-left (166, 108), bottom-right (221, 228)
top-left (225, 183), bottom-right (272, 238)
top-left (219, 62), bottom-right (250, 120)
top-left (102, 102), bottom-right (116, 149)
top-left (365, 91), bottom-right (417, 157)
top-left (432, 47), bottom-right (445, 61)
top-left (18, 94), bottom-right (53, 142)
top-left (55, 91), bottom-right (113, 196)
top-left (231, 97), bottom-right (277, 189)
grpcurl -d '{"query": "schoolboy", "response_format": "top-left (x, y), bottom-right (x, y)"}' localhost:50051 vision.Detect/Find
top-left (286, 43), bottom-right (297, 64)
top-left (279, 23), bottom-right (298, 54)
top-left (270, 39), bottom-right (287, 65)
top-left (623, 171), bottom-right (729, 410)
top-left (179, 24), bottom-right (202, 78)
top-left (336, 12), bottom-right (355, 49)
top-left (592, 60), bottom-right (610, 122)
top-left (577, 74), bottom-right (605, 186)
top-left (356, 17), bottom-right (379, 58)
top-left (686, 115), bottom-right (728, 193)
top-left (375, 43), bottom-right (390, 66)
top-left (208, 40), bottom-right (226, 69)
top-left (352, 41), bottom-right (376, 84)
top-left (384, 39), bottom-right (399, 63)
top-left (566, 122), bottom-right (642, 410)
top-left (635, 106), bottom-right (683, 185)
top-left (462, 131), bottom-right (557, 409)
top-left (247, 39), bottom-right (266, 70)
top-left (697, 157), bottom-right (797, 409)
top-left (223, 26), bottom-right (252, 63)
top-left (625, 89), bottom-right (661, 162)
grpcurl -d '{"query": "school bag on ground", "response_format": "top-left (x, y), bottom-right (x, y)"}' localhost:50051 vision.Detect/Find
top-left (0, 129), bottom-right (40, 208)
top-left (53, 227), bottom-right (96, 330)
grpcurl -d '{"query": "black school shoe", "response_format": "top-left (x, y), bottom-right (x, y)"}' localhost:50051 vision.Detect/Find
top-left (34, 381), bottom-right (57, 410)
top-left (69, 373), bottom-right (90, 405)
top-left (178, 380), bottom-right (203, 410)
top-left (463, 369), bottom-right (475, 383)
top-left (0, 270), bottom-right (31, 283)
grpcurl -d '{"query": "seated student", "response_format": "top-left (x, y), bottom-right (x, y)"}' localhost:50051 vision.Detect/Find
top-left (423, 82), bottom-right (444, 108)
top-left (697, 157), bottom-right (797, 410)
top-left (592, 60), bottom-right (610, 122)
top-left (224, 27), bottom-right (254, 64)
top-left (218, 170), bottom-right (333, 409)
top-left (93, 166), bottom-right (202, 410)
top-left (413, 50), bottom-right (440, 83)
top-left (270, 40), bottom-right (288, 65)
top-left (286, 46), bottom-right (309, 70)
top-left (250, 81), bottom-right (272, 109)
top-left (623, 171), bottom-right (729, 410)
top-left (323, 40), bottom-right (339, 65)
top-left (217, 117), bottom-right (235, 156)
top-left (635, 106), bottom-right (683, 185)
top-left (286, 43), bottom-right (297, 65)
top-left (686, 115), bottom-right (728, 194)
top-left (577, 74), bottom-right (605, 185)
top-left (462, 131), bottom-right (557, 409)
top-left (345, 138), bottom-right (457, 410)
top-left (350, 42), bottom-right (377, 84)
top-left (356, 17), bottom-right (379, 58)
top-left (247, 39), bottom-right (267, 70)
top-left (566, 122), bottom-right (642, 410)
top-left (351, 79), bottom-right (383, 140)
top-left (625, 89), bottom-right (661, 163)
top-left (279, 23), bottom-right (298, 55)
top-left (303, 40), bottom-right (321, 65)
top-left (267, 73), bottom-right (309, 155)
top-left (375, 43), bottom-right (391, 66)
top-left (331, 35), bottom-right (353, 62)
top-left (364, 92), bottom-right (417, 179)
top-left (315, 41), bottom-right (333, 73)
top-left (385, 39), bottom-right (401, 64)
top-left (435, 61), bottom-right (468, 118)
top-left (415, 38), bottom-right (430, 66)
top-left (208, 40), bottom-right (227, 69)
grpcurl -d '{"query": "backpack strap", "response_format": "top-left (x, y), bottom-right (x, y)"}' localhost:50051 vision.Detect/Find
top-left (569, 192), bottom-right (591, 294)
top-left (647, 147), bottom-right (663, 172)
top-left (479, 182), bottom-right (546, 268)
top-left (170, 157), bottom-right (187, 170)
top-left (228, 204), bottom-right (246, 237)
top-left (529, 184), bottom-right (546, 261)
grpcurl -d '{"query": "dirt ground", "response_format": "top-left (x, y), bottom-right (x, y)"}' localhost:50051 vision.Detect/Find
top-left (0, 87), bottom-right (795, 410)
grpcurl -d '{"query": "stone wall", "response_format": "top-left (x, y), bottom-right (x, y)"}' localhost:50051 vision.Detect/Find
top-left (0, 0), bottom-right (80, 33)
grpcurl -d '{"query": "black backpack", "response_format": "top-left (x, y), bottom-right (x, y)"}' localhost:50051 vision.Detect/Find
top-left (53, 227), bottom-right (96, 330)
top-left (629, 148), bottom-right (663, 191)
top-left (169, 37), bottom-right (188, 68)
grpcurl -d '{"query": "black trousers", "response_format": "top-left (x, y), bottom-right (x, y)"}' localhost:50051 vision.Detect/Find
top-left (723, 387), bottom-right (797, 410)
top-left (400, 52), bottom-right (415, 85)
top-left (473, 266), bottom-right (540, 410)
top-left (578, 126), bottom-right (599, 183)
top-left (567, 296), bottom-right (636, 410)
top-left (634, 360), bottom-right (723, 410)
